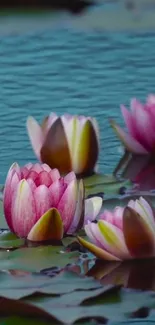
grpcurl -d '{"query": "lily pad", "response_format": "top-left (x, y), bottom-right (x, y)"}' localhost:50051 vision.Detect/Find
top-left (0, 267), bottom-right (155, 324)
top-left (83, 174), bottom-right (132, 198)
top-left (0, 246), bottom-right (79, 272)
top-left (0, 231), bottom-right (25, 249)
top-left (22, 287), bottom-right (155, 323)
top-left (102, 194), bottom-right (155, 211)
top-left (0, 270), bottom-right (102, 299)
top-left (1, 284), bottom-right (155, 324)
top-left (0, 200), bottom-right (8, 230)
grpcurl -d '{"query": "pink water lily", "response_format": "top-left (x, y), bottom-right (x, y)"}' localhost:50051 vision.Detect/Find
top-left (3, 163), bottom-right (102, 241)
top-left (110, 94), bottom-right (155, 154)
top-left (26, 113), bottom-right (99, 176)
top-left (78, 197), bottom-right (155, 261)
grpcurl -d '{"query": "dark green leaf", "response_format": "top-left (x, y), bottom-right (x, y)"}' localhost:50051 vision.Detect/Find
top-left (0, 270), bottom-right (102, 299)
top-left (23, 288), bottom-right (155, 323)
top-left (25, 285), bottom-right (119, 306)
top-left (0, 316), bottom-right (52, 325)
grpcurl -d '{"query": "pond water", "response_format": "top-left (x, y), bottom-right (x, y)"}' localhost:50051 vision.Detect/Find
top-left (1, 6), bottom-right (155, 323)
top-left (1, 3), bottom-right (155, 184)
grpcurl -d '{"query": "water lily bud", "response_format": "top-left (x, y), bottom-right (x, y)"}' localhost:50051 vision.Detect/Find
top-left (3, 162), bottom-right (103, 241)
top-left (78, 197), bottom-right (155, 260)
top-left (26, 113), bottom-right (99, 176)
top-left (110, 94), bottom-right (155, 155)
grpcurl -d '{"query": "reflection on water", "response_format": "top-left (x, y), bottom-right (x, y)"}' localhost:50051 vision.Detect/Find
top-left (86, 259), bottom-right (155, 292)
top-left (66, 255), bottom-right (155, 292)
top-left (114, 152), bottom-right (155, 192)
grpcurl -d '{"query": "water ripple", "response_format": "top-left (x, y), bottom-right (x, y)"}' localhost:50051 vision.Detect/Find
top-left (0, 26), bottom-right (154, 182)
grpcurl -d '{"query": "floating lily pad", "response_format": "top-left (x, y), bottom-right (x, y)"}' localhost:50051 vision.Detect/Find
top-left (0, 201), bottom-right (8, 230)
top-left (83, 174), bottom-right (132, 198)
top-left (21, 286), bottom-right (155, 323)
top-left (1, 283), bottom-right (155, 324)
top-left (0, 231), bottom-right (25, 249)
top-left (102, 194), bottom-right (155, 211)
top-left (0, 246), bottom-right (79, 272)
top-left (0, 270), bottom-right (102, 299)
top-left (62, 236), bottom-right (78, 247)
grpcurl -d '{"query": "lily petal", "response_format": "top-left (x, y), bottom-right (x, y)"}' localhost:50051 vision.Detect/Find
top-left (110, 120), bottom-right (148, 154)
top-left (84, 196), bottom-right (103, 224)
top-left (64, 171), bottom-right (76, 184)
top-left (100, 210), bottom-right (114, 224)
top-left (49, 168), bottom-right (60, 182)
top-left (84, 222), bottom-right (100, 246)
top-left (11, 180), bottom-right (36, 238)
top-left (21, 167), bottom-right (30, 179)
top-left (32, 163), bottom-right (43, 173)
top-left (132, 105), bottom-right (155, 150)
top-left (121, 105), bottom-right (135, 137)
top-left (3, 164), bottom-right (20, 232)
top-left (41, 163), bottom-right (52, 173)
top-left (26, 171), bottom-right (38, 183)
top-left (130, 98), bottom-right (144, 113)
top-left (73, 119), bottom-right (99, 175)
top-left (67, 179), bottom-right (84, 234)
top-left (77, 236), bottom-right (120, 261)
top-left (41, 113), bottom-right (58, 136)
top-left (25, 162), bottom-right (33, 170)
top-left (40, 117), bottom-right (72, 174)
top-left (139, 197), bottom-right (154, 223)
top-left (147, 94), bottom-right (155, 105)
top-left (113, 207), bottom-right (124, 229)
top-left (27, 208), bottom-right (63, 241)
top-left (49, 180), bottom-right (66, 207)
top-left (26, 116), bottom-right (44, 160)
top-left (90, 117), bottom-right (100, 146)
top-left (57, 179), bottom-right (77, 232)
top-left (123, 207), bottom-right (155, 258)
top-left (134, 199), bottom-right (155, 231)
top-left (127, 199), bottom-right (136, 210)
top-left (98, 220), bottom-right (129, 259)
top-left (60, 115), bottom-right (77, 164)
top-left (35, 171), bottom-right (52, 187)
top-left (34, 185), bottom-right (51, 221)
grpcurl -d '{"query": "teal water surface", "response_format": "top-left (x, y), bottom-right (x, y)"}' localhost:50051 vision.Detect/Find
top-left (1, 7), bottom-right (155, 183)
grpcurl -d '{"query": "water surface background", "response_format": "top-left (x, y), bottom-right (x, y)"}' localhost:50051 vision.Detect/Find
top-left (1, 3), bottom-right (155, 183)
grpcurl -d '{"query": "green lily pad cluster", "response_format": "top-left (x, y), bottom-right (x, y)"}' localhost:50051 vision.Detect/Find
top-left (0, 269), bottom-right (155, 324)
top-left (0, 194), bottom-right (155, 324)
top-left (1, 173), bottom-right (155, 324)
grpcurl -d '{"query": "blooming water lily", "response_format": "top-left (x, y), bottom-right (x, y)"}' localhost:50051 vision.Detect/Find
top-left (78, 197), bottom-right (155, 260)
top-left (3, 163), bottom-right (102, 241)
top-left (110, 94), bottom-right (155, 154)
top-left (27, 113), bottom-right (99, 176)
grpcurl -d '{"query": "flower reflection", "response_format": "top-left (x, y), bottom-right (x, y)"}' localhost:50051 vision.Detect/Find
top-left (114, 152), bottom-right (155, 191)
top-left (87, 259), bottom-right (155, 291)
